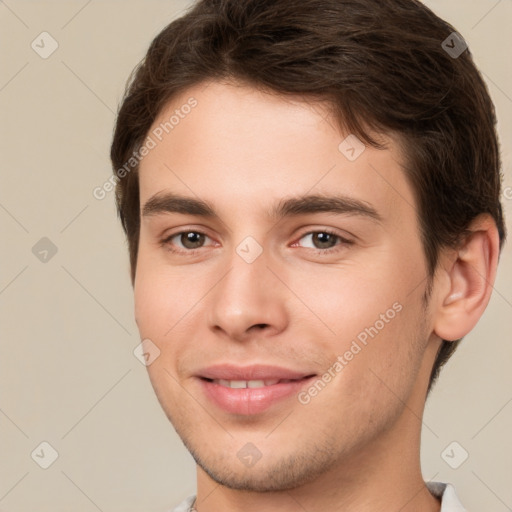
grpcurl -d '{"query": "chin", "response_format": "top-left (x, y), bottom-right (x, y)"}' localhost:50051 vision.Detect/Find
top-left (182, 432), bottom-right (340, 492)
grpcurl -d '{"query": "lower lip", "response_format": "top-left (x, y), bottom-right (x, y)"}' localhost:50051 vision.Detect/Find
top-left (198, 377), bottom-right (315, 415)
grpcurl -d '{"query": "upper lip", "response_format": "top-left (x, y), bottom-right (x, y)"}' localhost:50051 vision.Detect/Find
top-left (197, 364), bottom-right (315, 381)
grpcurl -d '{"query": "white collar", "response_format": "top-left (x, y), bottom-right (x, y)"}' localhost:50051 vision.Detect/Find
top-left (427, 482), bottom-right (468, 511)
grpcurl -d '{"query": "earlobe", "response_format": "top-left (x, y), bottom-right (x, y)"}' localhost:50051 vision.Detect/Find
top-left (433, 215), bottom-right (500, 342)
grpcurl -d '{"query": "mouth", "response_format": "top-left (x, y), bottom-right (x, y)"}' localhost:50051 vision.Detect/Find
top-left (196, 365), bottom-right (316, 415)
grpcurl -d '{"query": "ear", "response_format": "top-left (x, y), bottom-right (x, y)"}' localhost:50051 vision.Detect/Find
top-left (433, 214), bottom-right (501, 342)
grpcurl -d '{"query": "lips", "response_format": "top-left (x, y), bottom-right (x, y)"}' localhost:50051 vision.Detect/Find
top-left (198, 364), bottom-right (312, 381)
top-left (196, 364), bottom-right (316, 415)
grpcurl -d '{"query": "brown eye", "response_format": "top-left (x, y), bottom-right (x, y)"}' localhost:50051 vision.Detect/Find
top-left (180, 232), bottom-right (206, 249)
top-left (311, 232), bottom-right (338, 249)
top-left (162, 230), bottom-right (216, 254)
top-left (299, 231), bottom-right (341, 250)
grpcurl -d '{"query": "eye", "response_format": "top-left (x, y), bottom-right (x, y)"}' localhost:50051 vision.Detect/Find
top-left (294, 229), bottom-right (353, 252)
top-left (161, 231), bottom-right (215, 252)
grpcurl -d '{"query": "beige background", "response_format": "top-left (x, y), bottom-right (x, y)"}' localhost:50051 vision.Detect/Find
top-left (0, 1), bottom-right (510, 510)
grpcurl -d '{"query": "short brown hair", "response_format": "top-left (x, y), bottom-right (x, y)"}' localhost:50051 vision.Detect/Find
top-left (110, 0), bottom-right (506, 390)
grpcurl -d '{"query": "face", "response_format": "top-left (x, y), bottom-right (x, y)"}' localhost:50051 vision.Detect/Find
top-left (134, 80), bottom-right (437, 491)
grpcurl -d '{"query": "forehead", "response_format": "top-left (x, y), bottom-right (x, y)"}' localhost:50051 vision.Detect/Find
top-left (137, 80), bottom-right (414, 224)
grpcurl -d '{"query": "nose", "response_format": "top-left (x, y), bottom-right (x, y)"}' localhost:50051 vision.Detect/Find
top-left (207, 248), bottom-right (289, 342)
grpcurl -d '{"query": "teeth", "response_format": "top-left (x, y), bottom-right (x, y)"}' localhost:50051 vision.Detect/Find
top-left (230, 380), bottom-right (247, 389)
top-left (214, 379), bottom-right (281, 388)
top-left (247, 380), bottom-right (265, 388)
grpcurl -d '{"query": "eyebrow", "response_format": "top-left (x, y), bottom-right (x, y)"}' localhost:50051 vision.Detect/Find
top-left (142, 192), bottom-right (382, 222)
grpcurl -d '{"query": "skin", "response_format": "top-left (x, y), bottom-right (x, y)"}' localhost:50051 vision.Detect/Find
top-left (134, 80), bottom-right (499, 511)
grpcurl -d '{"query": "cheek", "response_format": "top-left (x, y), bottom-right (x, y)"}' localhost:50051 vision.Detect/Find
top-left (133, 254), bottom-right (216, 378)
top-left (134, 274), bottom-right (170, 338)
top-left (134, 265), bottom-right (184, 353)
top-left (134, 243), bottom-right (201, 336)
top-left (286, 261), bottom-right (425, 389)
top-left (300, 299), bottom-right (425, 438)
top-left (133, 261), bottom-right (192, 408)
top-left (339, 298), bottom-right (425, 414)
top-left (285, 261), bottom-right (404, 340)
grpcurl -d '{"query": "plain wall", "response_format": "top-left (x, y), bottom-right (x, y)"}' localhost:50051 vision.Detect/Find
top-left (0, 1), bottom-right (510, 510)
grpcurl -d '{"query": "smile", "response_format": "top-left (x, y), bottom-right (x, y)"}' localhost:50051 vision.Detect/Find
top-left (195, 366), bottom-right (316, 415)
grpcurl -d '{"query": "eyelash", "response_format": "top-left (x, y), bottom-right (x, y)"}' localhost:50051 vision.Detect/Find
top-left (160, 228), bottom-right (353, 256)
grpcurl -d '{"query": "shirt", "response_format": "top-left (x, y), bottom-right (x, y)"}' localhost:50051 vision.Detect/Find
top-left (170, 481), bottom-right (467, 511)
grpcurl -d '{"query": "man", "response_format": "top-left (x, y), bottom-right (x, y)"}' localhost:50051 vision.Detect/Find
top-left (110, 0), bottom-right (505, 510)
